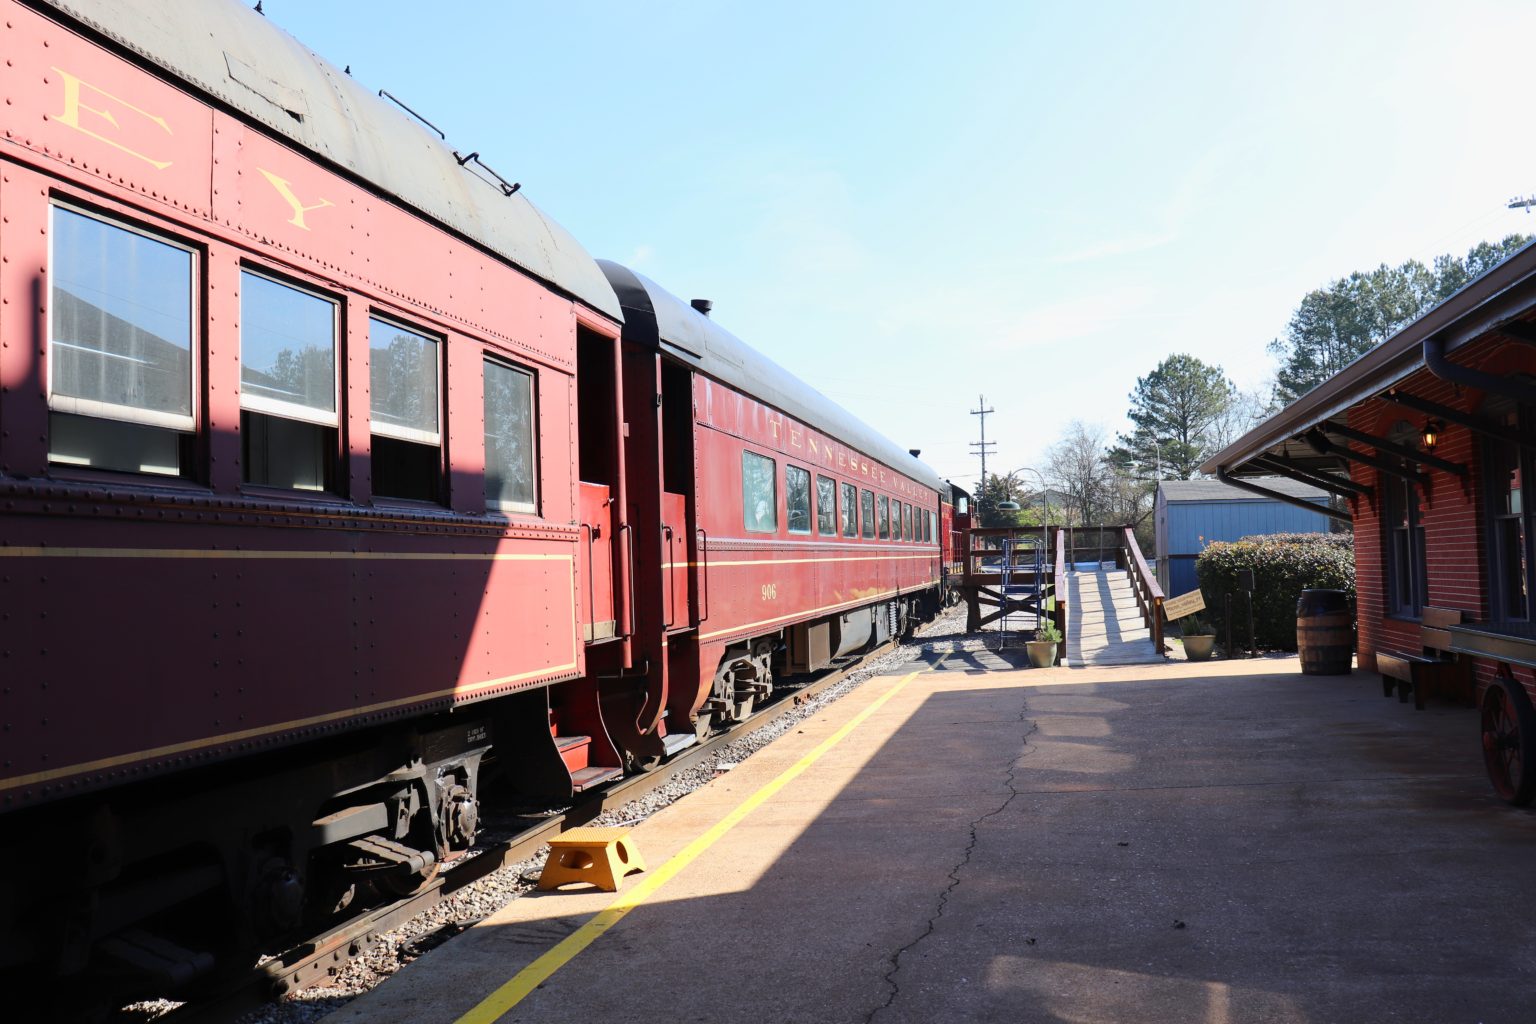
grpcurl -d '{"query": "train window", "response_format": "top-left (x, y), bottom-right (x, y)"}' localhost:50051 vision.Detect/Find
top-left (484, 357), bottom-right (538, 513)
top-left (861, 489), bottom-right (875, 538)
top-left (841, 482), bottom-right (858, 537)
top-left (817, 475), bottom-right (838, 536)
top-left (786, 464), bottom-right (812, 534)
top-left (892, 500), bottom-right (902, 540)
top-left (369, 315), bottom-right (442, 503)
top-left (904, 504), bottom-right (913, 542)
top-left (743, 451), bottom-right (777, 532)
top-left (926, 509), bottom-right (934, 543)
top-left (240, 270), bottom-right (339, 491)
top-left (47, 206), bottom-right (195, 477)
top-left (878, 496), bottom-right (890, 539)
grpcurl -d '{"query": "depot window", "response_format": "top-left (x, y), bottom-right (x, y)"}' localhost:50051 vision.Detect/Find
top-left (743, 451), bottom-right (778, 532)
top-left (841, 482), bottom-right (858, 537)
top-left (1382, 467), bottom-right (1427, 618)
top-left (878, 495), bottom-right (890, 539)
top-left (240, 269), bottom-right (339, 492)
top-left (1483, 398), bottom-right (1532, 622)
top-left (786, 464), bottom-right (812, 534)
top-left (861, 489), bottom-right (875, 538)
top-left (484, 357), bottom-right (538, 513)
top-left (370, 315), bottom-right (442, 503)
top-left (47, 205), bottom-right (196, 477)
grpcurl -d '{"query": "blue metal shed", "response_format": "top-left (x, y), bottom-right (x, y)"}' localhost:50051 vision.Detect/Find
top-left (1154, 478), bottom-right (1330, 599)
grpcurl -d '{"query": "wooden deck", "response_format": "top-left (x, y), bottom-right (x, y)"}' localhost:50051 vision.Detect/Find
top-left (1065, 567), bottom-right (1165, 667)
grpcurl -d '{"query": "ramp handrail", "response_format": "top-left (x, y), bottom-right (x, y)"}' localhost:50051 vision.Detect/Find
top-left (1052, 526), bottom-right (1067, 665)
top-left (1119, 526), bottom-right (1164, 653)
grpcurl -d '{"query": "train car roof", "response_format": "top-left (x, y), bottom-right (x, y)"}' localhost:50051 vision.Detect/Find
top-left (37, 0), bottom-right (623, 321)
top-left (600, 261), bottom-right (944, 493)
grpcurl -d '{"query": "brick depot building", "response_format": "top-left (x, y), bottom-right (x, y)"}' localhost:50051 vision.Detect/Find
top-left (1203, 244), bottom-right (1536, 800)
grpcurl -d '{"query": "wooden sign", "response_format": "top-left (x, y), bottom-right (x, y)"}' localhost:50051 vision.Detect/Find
top-left (1162, 589), bottom-right (1206, 621)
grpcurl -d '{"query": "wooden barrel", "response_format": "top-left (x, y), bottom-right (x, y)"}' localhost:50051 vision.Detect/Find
top-left (1297, 589), bottom-right (1353, 675)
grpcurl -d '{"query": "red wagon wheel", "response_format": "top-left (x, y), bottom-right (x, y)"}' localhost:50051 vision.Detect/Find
top-left (1481, 674), bottom-right (1536, 806)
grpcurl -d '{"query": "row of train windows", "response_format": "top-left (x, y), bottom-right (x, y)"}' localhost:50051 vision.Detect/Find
top-left (742, 450), bottom-right (935, 542)
top-left (45, 203), bottom-right (537, 513)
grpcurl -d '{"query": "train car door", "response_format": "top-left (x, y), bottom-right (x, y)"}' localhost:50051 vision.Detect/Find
top-left (577, 328), bottom-right (625, 649)
top-left (660, 360), bottom-right (696, 629)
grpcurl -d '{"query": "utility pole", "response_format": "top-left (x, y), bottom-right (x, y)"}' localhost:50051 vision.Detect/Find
top-left (970, 395), bottom-right (996, 495)
top-left (1510, 195), bottom-right (1536, 213)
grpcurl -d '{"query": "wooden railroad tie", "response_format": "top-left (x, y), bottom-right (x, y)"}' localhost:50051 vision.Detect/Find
top-left (537, 827), bottom-right (647, 893)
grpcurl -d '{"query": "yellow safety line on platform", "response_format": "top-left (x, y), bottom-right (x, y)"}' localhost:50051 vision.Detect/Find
top-left (455, 662), bottom-right (934, 1024)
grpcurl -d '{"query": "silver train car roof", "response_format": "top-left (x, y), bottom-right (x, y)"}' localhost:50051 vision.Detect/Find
top-left (600, 261), bottom-right (944, 494)
top-left (35, 0), bottom-right (622, 321)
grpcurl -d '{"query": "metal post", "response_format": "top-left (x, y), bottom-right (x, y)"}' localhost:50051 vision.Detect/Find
top-left (1247, 590), bottom-right (1257, 658)
top-left (1224, 593), bottom-right (1233, 659)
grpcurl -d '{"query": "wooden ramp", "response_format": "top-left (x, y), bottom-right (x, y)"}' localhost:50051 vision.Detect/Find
top-left (1066, 567), bottom-right (1164, 667)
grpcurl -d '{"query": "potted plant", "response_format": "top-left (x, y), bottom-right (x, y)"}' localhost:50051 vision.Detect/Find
top-left (1181, 614), bottom-right (1215, 661)
top-left (1027, 621), bottom-right (1061, 668)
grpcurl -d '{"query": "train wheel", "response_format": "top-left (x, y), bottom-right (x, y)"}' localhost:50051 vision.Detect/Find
top-left (1481, 675), bottom-right (1536, 806)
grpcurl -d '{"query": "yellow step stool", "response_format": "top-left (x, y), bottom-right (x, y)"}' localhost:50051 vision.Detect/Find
top-left (537, 827), bottom-right (647, 893)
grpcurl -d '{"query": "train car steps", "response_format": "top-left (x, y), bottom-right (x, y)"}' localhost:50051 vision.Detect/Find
top-left (537, 827), bottom-right (648, 892)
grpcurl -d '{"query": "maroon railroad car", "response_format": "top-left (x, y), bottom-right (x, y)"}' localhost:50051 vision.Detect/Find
top-left (596, 264), bottom-right (945, 766)
top-left (0, 0), bottom-right (635, 1006)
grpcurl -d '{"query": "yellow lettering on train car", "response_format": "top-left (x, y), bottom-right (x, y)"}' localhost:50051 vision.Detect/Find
top-left (257, 168), bottom-right (335, 230)
top-left (761, 583), bottom-right (777, 601)
top-left (51, 68), bottom-right (173, 170)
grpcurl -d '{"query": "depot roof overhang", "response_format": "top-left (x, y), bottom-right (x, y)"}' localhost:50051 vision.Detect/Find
top-left (1199, 241), bottom-right (1536, 484)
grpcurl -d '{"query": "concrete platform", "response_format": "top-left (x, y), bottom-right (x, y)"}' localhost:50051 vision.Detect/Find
top-left (325, 654), bottom-right (1536, 1024)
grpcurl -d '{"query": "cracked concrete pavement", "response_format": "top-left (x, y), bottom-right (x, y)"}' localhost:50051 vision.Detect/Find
top-left (327, 654), bottom-right (1536, 1024)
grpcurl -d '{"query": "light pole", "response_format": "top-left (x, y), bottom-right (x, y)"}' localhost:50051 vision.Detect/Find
top-left (1007, 467), bottom-right (1050, 529)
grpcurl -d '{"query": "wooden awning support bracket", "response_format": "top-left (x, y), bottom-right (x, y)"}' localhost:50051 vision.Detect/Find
top-left (1305, 430), bottom-right (1428, 487)
top-left (1424, 334), bottom-right (1536, 407)
top-left (1216, 468), bottom-right (1354, 523)
top-left (1249, 454), bottom-right (1371, 498)
top-left (1379, 389), bottom-right (1533, 447)
top-left (1322, 421), bottom-right (1468, 477)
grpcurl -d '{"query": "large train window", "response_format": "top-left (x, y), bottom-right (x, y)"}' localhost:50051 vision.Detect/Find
top-left (743, 451), bottom-right (777, 532)
top-left (860, 489), bottom-right (875, 538)
top-left (926, 509), bottom-right (934, 543)
top-left (240, 269), bottom-right (339, 492)
top-left (904, 504), bottom-right (913, 542)
top-left (817, 475), bottom-right (837, 536)
top-left (878, 496), bottom-right (890, 539)
top-left (484, 357), bottom-right (538, 514)
top-left (786, 464), bottom-right (812, 534)
top-left (370, 315), bottom-right (442, 503)
top-left (892, 500), bottom-right (902, 540)
top-left (841, 482), bottom-right (858, 537)
top-left (47, 205), bottom-right (196, 477)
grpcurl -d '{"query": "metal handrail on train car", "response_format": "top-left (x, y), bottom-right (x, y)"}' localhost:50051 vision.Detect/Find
top-left (696, 528), bottom-right (711, 623)
top-left (619, 522), bottom-right (637, 640)
top-left (579, 523), bottom-right (597, 640)
top-left (661, 524), bottom-right (675, 630)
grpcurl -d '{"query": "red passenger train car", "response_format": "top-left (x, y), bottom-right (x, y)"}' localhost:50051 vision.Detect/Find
top-left (0, 0), bottom-right (950, 1008)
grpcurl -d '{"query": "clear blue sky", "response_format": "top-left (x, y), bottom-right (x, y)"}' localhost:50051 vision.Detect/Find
top-left (262, 0), bottom-right (1536, 489)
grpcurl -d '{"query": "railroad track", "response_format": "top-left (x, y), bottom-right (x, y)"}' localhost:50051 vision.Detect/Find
top-left (151, 633), bottom-right (921, 1024)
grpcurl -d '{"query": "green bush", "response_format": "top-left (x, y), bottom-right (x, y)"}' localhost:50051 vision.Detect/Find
top-left (1194, 532), bottom-right (1355, 651)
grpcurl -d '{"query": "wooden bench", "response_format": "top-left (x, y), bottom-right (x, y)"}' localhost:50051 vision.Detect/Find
top-left (1377, 606), bottom-right (1474, 710)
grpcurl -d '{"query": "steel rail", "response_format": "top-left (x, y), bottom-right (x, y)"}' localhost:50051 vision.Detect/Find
top-left (154, 634), bottom-right (909, 1024)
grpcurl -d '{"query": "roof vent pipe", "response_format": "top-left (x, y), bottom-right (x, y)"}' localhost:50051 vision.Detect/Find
top-left (1424, 334), bottom-right (1536, 407)
top-left (690, 299), bottom-right (713, 317)
top-left (908, 449), bottom-right (922, 458)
